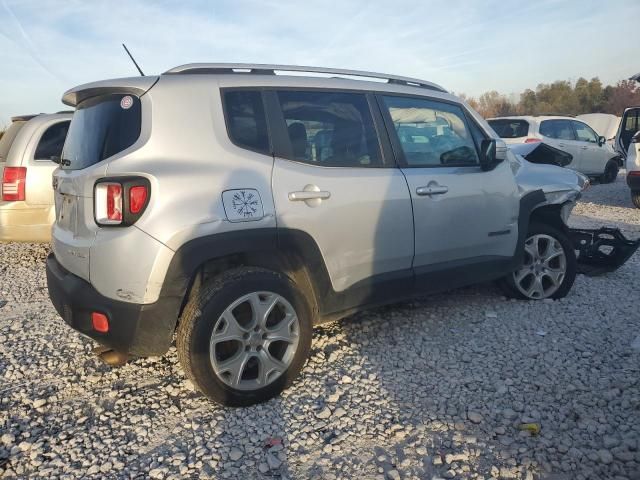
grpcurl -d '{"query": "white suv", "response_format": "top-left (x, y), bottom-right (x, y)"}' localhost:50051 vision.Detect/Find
top-left (488, 116), bottom-right (622, 183)
top-left (46, 64), bottom-right (638, 406)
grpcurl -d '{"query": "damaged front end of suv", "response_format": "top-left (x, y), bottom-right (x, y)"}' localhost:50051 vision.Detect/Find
top-left (510, 143), bottom-right (639, 276)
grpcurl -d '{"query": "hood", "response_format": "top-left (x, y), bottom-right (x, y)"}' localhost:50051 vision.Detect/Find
top-left (509, 142), bottom-right (573, 167)
top-left (509, 151), bottom-right (588, 203)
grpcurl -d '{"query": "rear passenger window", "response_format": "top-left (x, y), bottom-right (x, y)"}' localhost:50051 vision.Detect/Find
top-left (539, 120), bottom-right (575, 141)
top-left (223, 91), bottom-right (270, 155)
top-left (382, 95), bottom-right (479, 167)
top-left (34, 121), bottom-right (70, 161)
top-left (277, 91), bottom-right (381, 167)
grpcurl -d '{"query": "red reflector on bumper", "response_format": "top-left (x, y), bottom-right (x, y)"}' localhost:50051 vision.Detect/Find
top-left (91, 312), bottom-right (109, 333)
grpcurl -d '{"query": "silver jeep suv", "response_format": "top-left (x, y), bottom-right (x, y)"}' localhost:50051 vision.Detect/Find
top-left (46, 64), bottom-right (639, 406)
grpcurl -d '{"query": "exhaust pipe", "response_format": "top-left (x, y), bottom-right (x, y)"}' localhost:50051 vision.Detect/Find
top-left (93, 345), bottom-right (129, 366)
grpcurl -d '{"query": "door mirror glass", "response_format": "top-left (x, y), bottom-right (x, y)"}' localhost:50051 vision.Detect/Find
top-left (480, 139), bottom-right (498, 171)
top-left (598, 136), bottom-right (606, 146)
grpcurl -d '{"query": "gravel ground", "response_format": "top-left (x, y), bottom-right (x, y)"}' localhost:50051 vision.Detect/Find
top-left (1, 174), bottom-right (639, 480)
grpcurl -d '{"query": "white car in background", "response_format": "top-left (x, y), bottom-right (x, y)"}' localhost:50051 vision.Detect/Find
top-left (487, 115), bottom-right (622, 183)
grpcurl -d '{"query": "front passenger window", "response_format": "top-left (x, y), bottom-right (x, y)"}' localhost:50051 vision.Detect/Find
top-left (572, 121), bottom-right (598, 143)
top-left (382, 95), bottom-right (479, 167)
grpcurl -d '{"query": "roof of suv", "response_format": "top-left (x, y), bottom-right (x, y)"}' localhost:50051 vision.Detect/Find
top-left (163, 63), bottom-right (448, 92)
top-left (63, 64), bottom-right (453, 106)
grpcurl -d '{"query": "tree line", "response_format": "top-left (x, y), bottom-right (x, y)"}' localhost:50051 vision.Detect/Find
top-left (459, 78), bottom-right (640, 119)
top-left (1, 77), bottom-right (638, 137)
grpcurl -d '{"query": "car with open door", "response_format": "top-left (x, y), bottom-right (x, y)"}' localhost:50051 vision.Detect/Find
top-left (615, 106), bottom-right (640, 207)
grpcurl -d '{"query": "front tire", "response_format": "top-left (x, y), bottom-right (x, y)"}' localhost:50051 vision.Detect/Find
top-left (500, 222), bottom-right (577, 300)
top-left (601, 160), bottom-right (619, 184)
top-left (632, 191), bottom-right (640, 209)
top-left (176, 267), bottom-right (312, 407)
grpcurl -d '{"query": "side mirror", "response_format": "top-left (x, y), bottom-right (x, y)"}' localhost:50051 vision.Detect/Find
top-left (598, 136), bottom-right (606, 147)
top-left (480, 139), bottom-right (503, 171)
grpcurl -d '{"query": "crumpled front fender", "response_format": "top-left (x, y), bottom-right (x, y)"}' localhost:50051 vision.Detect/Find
top-left (569, 227), bottom-right (640, 276)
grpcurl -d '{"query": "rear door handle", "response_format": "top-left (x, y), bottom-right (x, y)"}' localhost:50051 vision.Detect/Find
top-left (288, 191), bottom-right (331, 201)
top-left (581, 146), bottom-right (589, 150)
top-left (416, 185), bottom-right (448, 196)
top-left (557, 143), bottom-right (566, 148)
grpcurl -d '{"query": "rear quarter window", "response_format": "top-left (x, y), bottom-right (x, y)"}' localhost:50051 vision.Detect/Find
top-left (34, 121), bottom-right (70, 161)
top-left (61, 94), bottom-right (141, 170)
top-left (487, 119), bottom-right (529, 138)
top-left (222, 90), bottom-right (270, 155)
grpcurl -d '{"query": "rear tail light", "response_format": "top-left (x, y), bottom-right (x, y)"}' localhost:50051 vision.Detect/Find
top-left (524, 138), bottom-right (542, 144)
top-left (94, 177), bottom-right (150, 226)
top-left (129, 185), bottom-right (148, 214)
top-left (2, 167), bottom-right (27, 201)
top-left (95, 183), bottom-right (123, 225)
top-left (629, 171), bottom-right (640, 176)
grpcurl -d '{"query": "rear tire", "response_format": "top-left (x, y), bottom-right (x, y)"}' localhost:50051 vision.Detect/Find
top-left (632, 191), bottom-right (640, 209)
top-left (176, 267), bottom-right (312, 407)
top-left (499, 222), bottom-right (577, 300)
top-left (601, 160), bottom-right (619, 184)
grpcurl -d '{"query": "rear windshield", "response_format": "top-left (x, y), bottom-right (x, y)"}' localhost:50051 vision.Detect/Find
top-left (0, 121), bottom-right (26, 162)
top-left (61, 94), bottom-right (141, 170)
top-left (487, 119), bottom-right (529, 138)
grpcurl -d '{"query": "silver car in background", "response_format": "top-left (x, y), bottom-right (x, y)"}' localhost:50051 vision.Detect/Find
top-left (0, 112), bottom-right (71, 242)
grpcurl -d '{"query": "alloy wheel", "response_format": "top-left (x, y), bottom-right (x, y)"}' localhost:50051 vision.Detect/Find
top-left (513, 234), bottom-right (567, 299)
top-left (209, 291), bottom-right (299, 390)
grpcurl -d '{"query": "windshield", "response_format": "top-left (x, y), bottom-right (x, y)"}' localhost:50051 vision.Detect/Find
top-left (61, 94), bottom-right (141, 170)
top-left (0, 121), bottom-right (26, 162)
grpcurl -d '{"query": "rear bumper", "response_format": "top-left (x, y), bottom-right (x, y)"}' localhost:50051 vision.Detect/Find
top-left (46, 253), bottom-right (177, 356)
top-left (627, 172), bottom-right (640, 191)
top-left (0, 204), bottom-right (52, 242)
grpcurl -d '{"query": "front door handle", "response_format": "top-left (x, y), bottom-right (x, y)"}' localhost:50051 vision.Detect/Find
top-left (557, 143), bottom-right (566, 148)
top-left (581, 146), bottom-right (589, 150)
top-left (288, 191), bottom-right (331, 201)
top-left (416, 185), bottom-right (448, 196)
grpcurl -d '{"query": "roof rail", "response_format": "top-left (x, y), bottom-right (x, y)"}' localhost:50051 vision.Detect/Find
top-left (56, 110), bottom-right (74, 114)
top-left (163, 63), bottom-right (447, 93)
top-left (11, 114), bottom-right (40, 122)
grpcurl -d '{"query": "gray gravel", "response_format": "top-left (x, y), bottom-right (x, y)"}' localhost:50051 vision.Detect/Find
top-left (1, 173), bottom-right (639, 479)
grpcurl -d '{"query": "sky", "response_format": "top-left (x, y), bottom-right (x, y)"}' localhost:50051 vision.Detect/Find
top-left (0, 0), bottom-right (638, 126)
